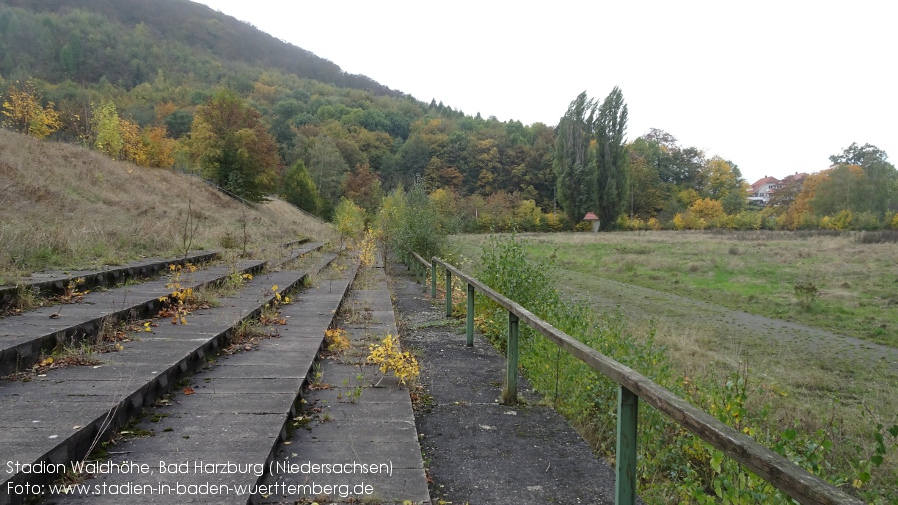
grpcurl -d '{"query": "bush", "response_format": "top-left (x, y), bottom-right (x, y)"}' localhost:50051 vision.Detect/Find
top-left (376, 183), bottom-right (450, 261)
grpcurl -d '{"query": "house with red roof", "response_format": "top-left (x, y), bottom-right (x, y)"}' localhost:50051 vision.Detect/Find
top-left (748, 176), bottom-right (780, 206)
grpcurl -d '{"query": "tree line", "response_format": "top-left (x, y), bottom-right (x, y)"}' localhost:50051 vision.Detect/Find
top-left (2, 2), bottom-right (896, 230)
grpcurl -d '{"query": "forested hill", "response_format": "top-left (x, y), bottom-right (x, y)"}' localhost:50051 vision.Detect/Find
top-left (0, 0), bottom-right (400, 96)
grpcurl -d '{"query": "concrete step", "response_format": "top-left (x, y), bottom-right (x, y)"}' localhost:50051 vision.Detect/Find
top-left (0, 243), bottom-right (326, 376)
top-left (0, 254), bottom-right (338, 505)
top-left (31, 254), bottom-right (357, 505)
top-left (0, 260), bottom-right (264, 376)
top-left (0, 250), bottom-right (220, 312)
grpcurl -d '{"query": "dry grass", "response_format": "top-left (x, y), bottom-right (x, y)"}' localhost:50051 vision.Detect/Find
top-left (0, 130), bottom-right (337, 283)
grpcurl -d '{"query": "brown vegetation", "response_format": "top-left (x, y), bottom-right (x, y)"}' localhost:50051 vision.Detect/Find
top-left (0, 129), bottom-right (336, 284)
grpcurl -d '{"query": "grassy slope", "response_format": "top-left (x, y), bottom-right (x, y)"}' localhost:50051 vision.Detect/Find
top-left (0, 130), bottom-right (336, 283)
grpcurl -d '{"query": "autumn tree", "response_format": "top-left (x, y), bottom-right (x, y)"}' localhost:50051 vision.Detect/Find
top-left (594, 86), bottom-right (629, 230)
top-left (2, 80), bottom-right (62, 139)
top-left (553, 91), bottom-right (596, 224)
top-left (343, 163), bottom-right (383, 214)
top-left (143, 124), bottom-right (176, 168)
top-left (92, 100), bottom-right (124, 159)
top-left (333, 197), bottom-right (366, 245)
top-left (704, 156), bottom-right (748, 214)
top-left (190, 89), bottom-right (280, 202)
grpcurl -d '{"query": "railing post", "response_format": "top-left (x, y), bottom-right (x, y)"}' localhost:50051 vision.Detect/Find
top-left (466, 283), bottom-right (475, 347)
top-left (502, 312), bottom-right (519, 404)
top-left (431, 259), bottom-right (437, 299)
top-left (615, 386), bottom-right (638, 505)
top-left (445, 268), bottom-right (452, 317)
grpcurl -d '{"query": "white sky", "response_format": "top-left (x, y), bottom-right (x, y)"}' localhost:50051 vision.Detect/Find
top-left (196, 0), bottom-right (896, 184)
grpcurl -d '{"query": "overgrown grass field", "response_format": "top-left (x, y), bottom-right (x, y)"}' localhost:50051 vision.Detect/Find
top-left (448, 231), bottom-right (897, 503)
top-left (494, 231), bottom-right (896, 345)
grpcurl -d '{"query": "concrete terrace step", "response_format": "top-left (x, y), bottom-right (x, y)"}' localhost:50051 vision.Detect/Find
top-left (261, 254), bottom-right (431, 505)
top-left (33, 254), bottom-right (357, 505)
top-left (0, 257), bottom-right (334, 505)
top-left (0, 250), bottom-right (220, 311)
top-left (0, 260), bottom-right (265, 376)
top-left (0, 243), bottom-right (326, 377)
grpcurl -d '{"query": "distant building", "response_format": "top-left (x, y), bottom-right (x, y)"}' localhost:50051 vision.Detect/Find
top-left (748, 173), bottom-right (810, 206)
top-left (583, 212), bottom-right (600, 232)
top-left (748, 176), bottom-right (780, 206)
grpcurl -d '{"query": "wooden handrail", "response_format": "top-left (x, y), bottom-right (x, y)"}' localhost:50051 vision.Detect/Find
top-left (420, 254), bottom-right (861, 505)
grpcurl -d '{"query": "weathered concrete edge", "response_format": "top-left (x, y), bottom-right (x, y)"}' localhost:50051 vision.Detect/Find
top-left (247, 257), bottom-right (360, 505)
top-left (0, 251), bottom-right (220, 310)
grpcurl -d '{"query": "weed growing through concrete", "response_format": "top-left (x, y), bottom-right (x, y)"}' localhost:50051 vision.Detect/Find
top-left (324, 327), bottom-right (350, 352)
top-left (367, 334), bottom-right (420, 387)
top-left (157, 263), bottom-right (199, 324)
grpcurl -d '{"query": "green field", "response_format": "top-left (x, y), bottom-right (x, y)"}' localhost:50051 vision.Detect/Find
top-left (472, 231), bottom-right (896, 345)
top-left (449, 230), bottom-right (898, 500)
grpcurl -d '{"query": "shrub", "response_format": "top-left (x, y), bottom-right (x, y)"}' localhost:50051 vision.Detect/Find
top-left (376, 182), bottom-right (450, 261)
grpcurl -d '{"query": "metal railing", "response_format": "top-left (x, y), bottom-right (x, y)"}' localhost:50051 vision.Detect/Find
top-left (403, 251), bottom-right (861, 505)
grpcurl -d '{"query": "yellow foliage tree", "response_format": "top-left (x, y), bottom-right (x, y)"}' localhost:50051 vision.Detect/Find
top-left (689, 197), bottom-right (725, 221)
top-left (2, 81), bottom-right (62, 139)
top-left (144, 125), bottom-right (176, 168)
top-left (92, 101), bottom-right (123, 159)
top-left (120, 118), bottom-right (148, 166)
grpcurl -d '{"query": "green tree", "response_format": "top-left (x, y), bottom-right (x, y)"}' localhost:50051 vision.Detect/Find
top-left (309, 133), bottom-right (349, 218)
top-left (333, 197), bottom-right (366, 244)
top-left (704, 156), bottom-right (748, 214)
top-left (594, 86), bottom-right (629, 230)
top-left (626, 143), bottom-right (665, 218)
top-left (553, 91), bottom-right (596, 224)
top-left (282, 159), bottom-right (321, 215)
top-left (190, 89), bottom-right (280, 202)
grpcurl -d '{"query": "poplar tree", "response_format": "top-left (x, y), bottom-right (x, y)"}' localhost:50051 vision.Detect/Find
top-left (553, 91), bottom-right (596, 224)
top-left (594, 86), bottom-right (629, 230)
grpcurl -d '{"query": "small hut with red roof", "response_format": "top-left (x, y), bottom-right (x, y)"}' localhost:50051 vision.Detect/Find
top-left (583, 212), bottom-right (600, 232)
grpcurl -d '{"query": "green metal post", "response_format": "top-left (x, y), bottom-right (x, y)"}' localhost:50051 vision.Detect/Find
top-left (431, 260), bottom-right (437, 299)
top-left (445, 269), bottom-right (452, 317)
top-left (615, 386), bottom-right (638, 505)
top-left (466, 283), bottom-right (475, 347)
top-left (502, 312), bottom-right (519, 404)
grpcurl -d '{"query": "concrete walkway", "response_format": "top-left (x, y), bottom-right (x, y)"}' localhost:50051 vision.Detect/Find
top-left (388, 258), bottom-right (626, 505)
top-left (261, 253), bottom-right (430, 504)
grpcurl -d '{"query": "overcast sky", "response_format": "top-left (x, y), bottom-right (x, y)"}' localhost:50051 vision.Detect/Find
top-left (196, 0), bottom-right (896, 184)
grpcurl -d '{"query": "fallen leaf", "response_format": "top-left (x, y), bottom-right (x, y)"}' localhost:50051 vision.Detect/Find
top-left (49, 313), bottom-right (60, 319)
top-left (183, 387), bottom-right (195, 395)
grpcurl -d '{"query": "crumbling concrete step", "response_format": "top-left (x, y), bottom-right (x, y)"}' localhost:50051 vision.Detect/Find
top-left (41, 255), bottom-right (358, 505)
top-left (261, 253), bottom-right (430, 505)
top-left (0, 250), bottom-right (220, 311)
top-left (0, 260), bottom-right (267, 376)
top-left (0, 266), bottom-right (317, 505)
top-left (279, 242), bottom-right (324, 265)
